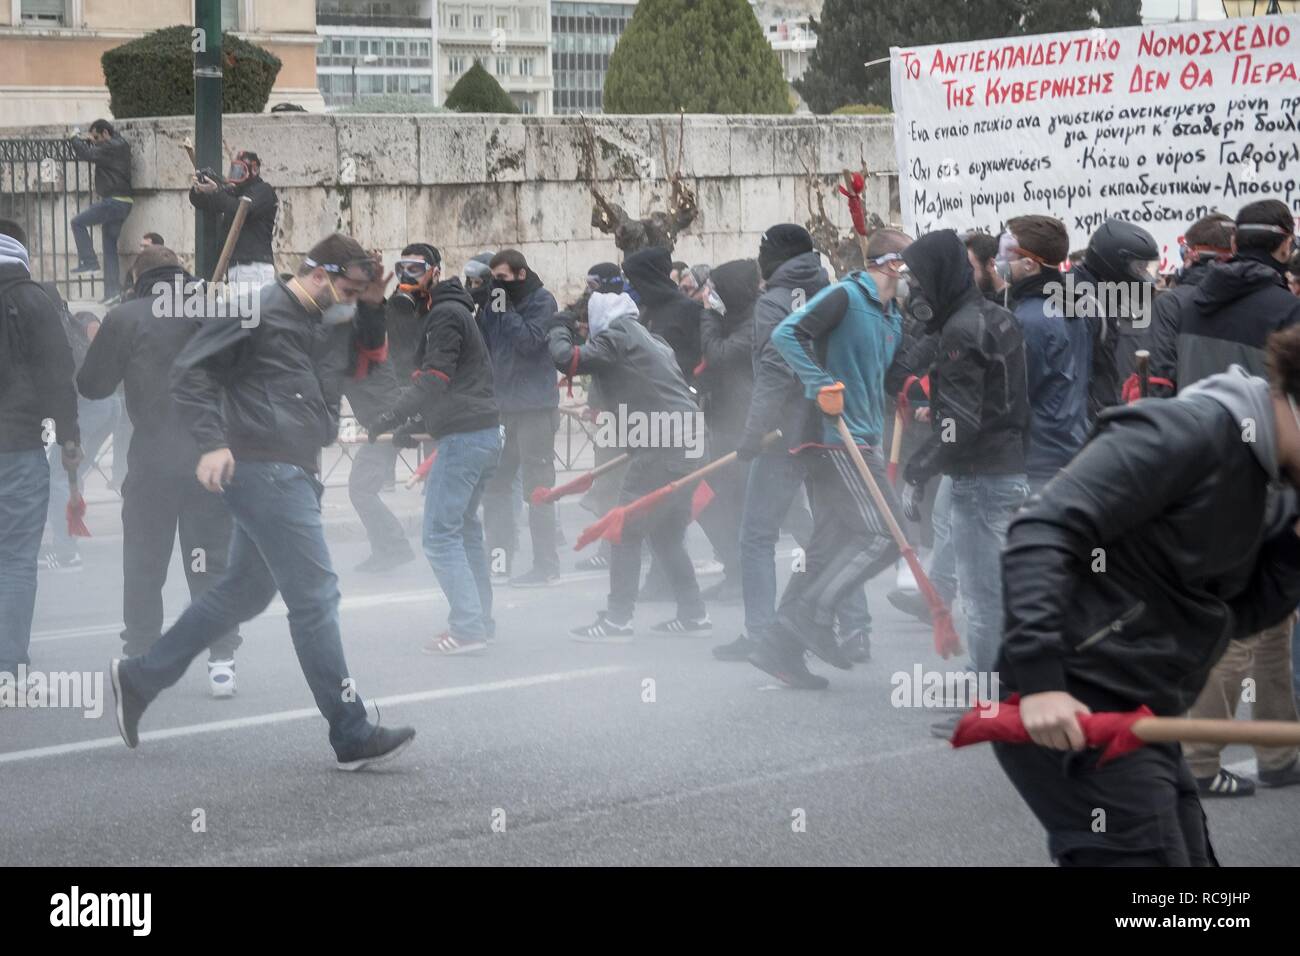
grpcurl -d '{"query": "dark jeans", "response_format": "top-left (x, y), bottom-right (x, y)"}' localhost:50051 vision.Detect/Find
top-left (608, 452), bottom-right (704, 623)
top-left (423, 427), bottom-right (500, 640)
top-left (348, 441), bottom-right (408, 557)
top-left (484, 409), bottom-right (559, 575)
top-left (773, 448), bottom-right (898, 652)
top-left (0, 449), bottom-right (50, 672)
top-left (994, 739), bottom-right (1217, 867)
top-left (741, 451), bottom-right (870, 643)
top-left (123, 461), bottom-right (370, 754)
top-left (71, 197), bottom-right (131, 298)
top-left (46, 393), bottom-right (118, 558)
top-left (121, 467), bottom-right (240, 661)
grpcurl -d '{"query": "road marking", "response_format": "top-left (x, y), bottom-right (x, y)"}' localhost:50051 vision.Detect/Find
top-left (0, 666), bottom-right (627, 765)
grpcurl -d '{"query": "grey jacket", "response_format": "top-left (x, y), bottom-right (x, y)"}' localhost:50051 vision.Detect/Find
top-left (740, 251), bottom-right (829, 452)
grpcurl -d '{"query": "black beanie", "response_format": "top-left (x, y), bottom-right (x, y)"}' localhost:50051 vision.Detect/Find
top-left (587, 261), bottom-right (624, 293)
top-left (758, 224), bottom-right (814, 279)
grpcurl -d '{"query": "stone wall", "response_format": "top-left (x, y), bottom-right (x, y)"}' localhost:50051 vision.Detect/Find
top-left (6, 112), bottom-right (900, 302)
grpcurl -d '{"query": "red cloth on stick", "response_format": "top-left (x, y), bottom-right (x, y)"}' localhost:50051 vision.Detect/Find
top-left (66, 492), bottom-right (90, 538)
top-left (530, 470), bottom-right (596, 506)
top-left (690, 480), bottom-right (714, 519)
top-left (576, 483), bottom-right (676, 550)
top-left (1121, 373), bottom-right (1175, 403)
top-left (837, 172), bottom-right (868, 237)
top-left (411, 449), bottom-right (438, 483)
top-left (899, 544), bottom-right (960, 658)
top-left (951, 694), bottom-right (1154, 765)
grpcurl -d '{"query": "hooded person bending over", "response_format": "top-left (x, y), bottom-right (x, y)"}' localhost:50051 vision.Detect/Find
top-left (549, 291), bottom-right (709, 641)
top-left (623, 245), bottom-right (703, 385)
top-left (996, 330), bottom-right (1300, 866)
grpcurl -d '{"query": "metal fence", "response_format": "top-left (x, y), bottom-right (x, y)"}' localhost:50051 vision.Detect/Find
top-left (0, 137), bottom-right (103, 301)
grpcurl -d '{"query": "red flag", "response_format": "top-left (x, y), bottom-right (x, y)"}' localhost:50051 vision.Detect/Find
top-left (951, 694), bottom-right (1153, 765)
top-left (530, 471), bottom-right (596, 506)
top-left (690, 480), bottom-right (714, 519)
top-left (410, 449), bottom-right (438, 483)
top-left (576, 484), bottom-right (675, 550)
top-left (66, 492), bottom-right (90, 538)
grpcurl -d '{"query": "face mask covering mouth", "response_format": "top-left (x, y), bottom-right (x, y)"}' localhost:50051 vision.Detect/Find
top-left (319, 277), bottom-right (357, 326)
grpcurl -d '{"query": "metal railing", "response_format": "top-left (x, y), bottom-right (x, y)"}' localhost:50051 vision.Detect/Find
top-left (0, 138), bottom-right (102, 302)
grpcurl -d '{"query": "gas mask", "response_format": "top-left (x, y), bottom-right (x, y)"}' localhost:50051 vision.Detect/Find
top-left (391, 257), bottom-right (433, 318)
top-left (226, 151), bottom-right (257, 186)
top-left (319, 277), bottom-right (357, 326)
top-left (995, 230), bottom-right (1018, 283)
top-left (906, 288), bottom-right (936, 326)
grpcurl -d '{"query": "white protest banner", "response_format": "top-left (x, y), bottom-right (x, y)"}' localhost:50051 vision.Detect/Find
top-left (890, 16), bottom-right (1300, 269)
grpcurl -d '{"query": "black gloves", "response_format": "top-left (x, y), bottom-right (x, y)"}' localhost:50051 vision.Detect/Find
top-left (367, 410), bottom-right (402, 443)
top-left (391, 419), bottom-right (424, 449)
top-left (736, 434), bottom-right (765, 462)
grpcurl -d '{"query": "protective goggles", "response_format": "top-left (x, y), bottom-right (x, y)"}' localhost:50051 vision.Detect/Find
top-left (304, 255), bottom-right (381, 283)
top-left (395, 257), bottom-right (432, 282)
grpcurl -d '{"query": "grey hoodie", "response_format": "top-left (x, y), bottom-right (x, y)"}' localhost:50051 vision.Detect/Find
top-left (0, 234), bottom-right (30, 273)
top-left (1181, 364), bottom-right (1278, 481)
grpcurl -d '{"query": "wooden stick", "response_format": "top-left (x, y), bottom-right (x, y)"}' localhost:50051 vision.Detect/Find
top-left (1135, 349), bottom-right (1151, 399)
top-left (1134, 718), bottom-right (1300, 748)
top-left (210, 196), bottom-right (253, 283)
top-left (886, 408), bottom-right (905, 486)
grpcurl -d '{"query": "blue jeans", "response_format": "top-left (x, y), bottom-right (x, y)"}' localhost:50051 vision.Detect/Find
top-left (0, 450), bottom-right (51, 672)
top-left (949, 473), bottom-right (1028, 675)
top-left (125, 461), bottom-right (370, 753)
top-left (423, 427), bottom-right (501, 641)
top-left (928, 475), bottom-right (957, 604)
top-left (46, 394), bottom-right (119, 556)
top-left (71, 197), bottom-right (131, 297)
top-left (740, 452), bottom-right (870, 642)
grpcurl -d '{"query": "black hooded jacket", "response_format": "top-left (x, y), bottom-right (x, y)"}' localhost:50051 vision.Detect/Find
top-left (0, 263), bottom-right (79, 452)
top-left (1174, 251), bottom-right (1300, 391)
top-left (623, 246), bottom-right (703, 383)
top-left (697, 259), bottom-right (758, 443)
top-left (388, 278), bottom-right (498, 439)
top-left (901, 230), bottom-right (1028, 486)
top-left (1146, 257), bottom-right (1215, 398)
top-left (189, 176), bottom-right (278, 266)
top-left (78, 265), bottom-right (209, 475)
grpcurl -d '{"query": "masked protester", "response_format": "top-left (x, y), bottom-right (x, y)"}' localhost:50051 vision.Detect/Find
top-left (110, 233), bottom-right (417, 770)
top-left (480, 249), bottom-right (562, 587)
top-left (623, 246), bottom-right (703, 384)
top-left (464, 252), bottom-right (495, 315)
top-left (76, 245), bottom-right (241, 696)
top-left (1072, 219), bottom-right (1160, 421)
top-left (1145, 213), bottom-right (1235, 398)
top-left (753, 229), bottom-right (915, 689)
top-left (368, 247), bottom-right (501, 655)
top-left (550, 292), bottom-right (710, 641)
top-left (900, 229), bottom-right (1029, 730)
top-left (188, 149), bottom-right (278, 289)
top-left (997, 334), bottom-right (1300, 863)
top-left (1003, 215), bottom-right (1090, 494)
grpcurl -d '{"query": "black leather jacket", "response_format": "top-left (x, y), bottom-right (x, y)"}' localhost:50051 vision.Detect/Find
top-left (1000, 368), bottom-right (1300, 715)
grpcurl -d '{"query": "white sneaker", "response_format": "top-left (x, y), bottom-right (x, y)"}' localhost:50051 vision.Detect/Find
top-left (207, 659), bottom-right (236, 698)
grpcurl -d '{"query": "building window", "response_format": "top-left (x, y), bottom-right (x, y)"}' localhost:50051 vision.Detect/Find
top-left (496, 57), bottom-right (511, 77)
top-left (473, 14), bottom-right (484, 29)
top-left (449, 55), bottom-right (465, 74)
top-left (449, 13), bottom-right (462, 28)
top-left (519, 58), bottom-right (533, 77)
top-left (220, 0), bottom-right (240, 30)
top-left (21, 0), bottom-right (66, 24)
top-left (496, 15), bottom-right (507, 29)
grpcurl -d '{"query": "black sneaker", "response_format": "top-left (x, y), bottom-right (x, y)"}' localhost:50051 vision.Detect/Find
top-left (571, 612), bottom-right (634, 644)
top-left (1196, 768), bottom-right (1256, 797)
top-left (700, 576), bottom-right (744, 603)
top-left (841, 630), bottom-right (871, 663)
top-left (713, 634), bottom-right (757, 661)
top-left (747, 639), bottom-right (829, 690)
top-left (110, 658), bottom-right (146, 749)
top-left (575, 553), bottom-right (609, 572)
top-left (510, 567), bottom-right (562, 588)
top-left (887, 589), bottom-right (931, 624)
top-left (72, 259), bottom-right (100, 274)
top-left (652, 615), bottom-right (712, 635)
top-left (354, 549), bottom-right (415, 574)
top-left (780, 615), bottom-right (852, 670)
top-left (336, 724), bottom-right (416, 772)
top-left (1259, 757), bottom-right (1300, 788)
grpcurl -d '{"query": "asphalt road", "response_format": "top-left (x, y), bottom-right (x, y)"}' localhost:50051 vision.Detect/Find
top-left (3, 495), bottom-right (1297, 867)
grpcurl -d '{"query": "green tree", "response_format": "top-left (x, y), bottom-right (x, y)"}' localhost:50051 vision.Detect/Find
top-left (795, 0), bottom-right (1142, 114)
top-left (444, 60), bottom-right (519, 113)
top-left (604, 0), bottom-right (791, 114)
